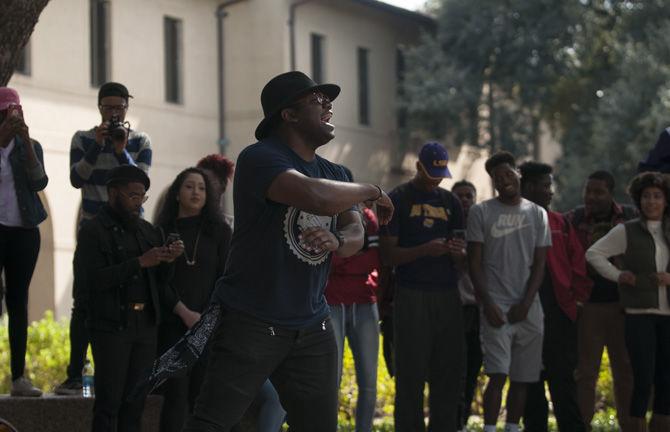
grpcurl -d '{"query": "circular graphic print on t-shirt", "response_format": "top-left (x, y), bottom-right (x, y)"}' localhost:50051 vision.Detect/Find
top-left (284, 207), bottom-right (333, 266)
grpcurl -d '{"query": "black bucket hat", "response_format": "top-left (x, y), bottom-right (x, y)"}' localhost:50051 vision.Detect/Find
top-left (255, 71), bottom-right (340, 140)
top-left (105, 165), bottom-right (150, 190)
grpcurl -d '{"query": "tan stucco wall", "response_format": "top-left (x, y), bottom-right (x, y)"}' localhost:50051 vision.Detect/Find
top-left (9, 0), bottom-right (222, 320)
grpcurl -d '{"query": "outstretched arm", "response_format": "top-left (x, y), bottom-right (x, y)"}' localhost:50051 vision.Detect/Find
top-left (267, 169), bottom-right (394, 225)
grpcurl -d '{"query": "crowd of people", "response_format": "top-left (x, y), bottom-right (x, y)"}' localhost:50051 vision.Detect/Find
top-left (1, 69), bottom-right (670, 432)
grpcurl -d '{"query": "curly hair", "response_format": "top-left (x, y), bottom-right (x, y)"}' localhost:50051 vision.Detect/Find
top-left (485, 151), bottom-right (516, 176)
top-left (627, 171), bottom-right (670, 214)
top-left (196, 154), bottom-right (235, 186)
top-left (156, 167), bottom-right (223, 233)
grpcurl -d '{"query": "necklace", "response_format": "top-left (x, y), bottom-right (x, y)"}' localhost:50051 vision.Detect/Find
top-left (177, 224), bottom-right (202, 266)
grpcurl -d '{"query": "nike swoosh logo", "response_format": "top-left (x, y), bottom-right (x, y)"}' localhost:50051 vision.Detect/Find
top-left (490, 224), bottom-right (530, 238)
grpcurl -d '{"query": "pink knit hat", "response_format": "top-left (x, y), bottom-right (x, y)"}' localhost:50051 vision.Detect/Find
top-left (0, 87), bottom-right (21, 111)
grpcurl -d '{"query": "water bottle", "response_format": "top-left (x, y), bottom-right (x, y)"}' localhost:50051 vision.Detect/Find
top-left (82, 359), bottom-right (94, 398)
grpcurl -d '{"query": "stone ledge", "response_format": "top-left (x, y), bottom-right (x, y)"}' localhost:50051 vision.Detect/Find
top-left (0, 394), bottom-right (162, 432)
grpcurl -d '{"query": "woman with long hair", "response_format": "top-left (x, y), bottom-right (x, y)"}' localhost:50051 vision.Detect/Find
top-left (155, 167), bottom-right (232, 432)
top-left (586, 171), bottom-right (670, 432)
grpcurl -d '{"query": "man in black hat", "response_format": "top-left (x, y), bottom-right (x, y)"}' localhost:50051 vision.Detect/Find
top-left (57, 82), bottom-right (153, 395)
top-left (183, 71), bottom-right (394, 431)
top-left (73, 165), bottom-right (182, 431)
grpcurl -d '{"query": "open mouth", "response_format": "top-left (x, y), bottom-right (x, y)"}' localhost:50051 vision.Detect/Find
top-left (321, 111), bottom-right (333, 124)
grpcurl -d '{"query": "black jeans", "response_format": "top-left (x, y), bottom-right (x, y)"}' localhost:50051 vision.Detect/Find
top-left (90, 310), bottom-right (157, 432)
top-left (393, 287), bottom-right (465, 432)
top-left (624, 313), bottom-right (670, 418)
top-left (0, 224), bottom-right (40, 381)
top-left (66, 300), bottom-right (90, 381)
top-left (158, 320), bottom-right (208, 432)
top-left (183, 310), bottom-right (338, 432)
top-left (524, 296), bottom-right (585, 432)
top-left (458, 304), bottom-right (482, 430)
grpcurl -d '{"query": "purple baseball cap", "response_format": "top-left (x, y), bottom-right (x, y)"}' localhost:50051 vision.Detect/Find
top-left (419, 142), bottom-right (451, 179)
top-left (0, 87), bottom-right (20, 111)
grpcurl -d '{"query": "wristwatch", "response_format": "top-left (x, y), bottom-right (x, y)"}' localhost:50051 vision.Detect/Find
top-left (334, 231), bottom-right (345, 249)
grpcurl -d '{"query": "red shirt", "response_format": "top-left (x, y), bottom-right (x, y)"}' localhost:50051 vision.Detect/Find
top-left (325, 208), bottom-right (380, 305)
top-left (545, 211), bottom-right (593, 321)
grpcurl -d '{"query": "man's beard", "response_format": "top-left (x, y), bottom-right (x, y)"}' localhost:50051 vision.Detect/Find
top-left (111, 203), bottom-right (140, 231)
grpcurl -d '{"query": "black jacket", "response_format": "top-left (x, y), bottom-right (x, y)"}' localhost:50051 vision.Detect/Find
top-left (73, 205), bottom-right (172, 331)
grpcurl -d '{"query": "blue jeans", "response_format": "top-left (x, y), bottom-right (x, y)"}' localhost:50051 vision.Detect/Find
top-left (330, 303), bottom-right (379, 432)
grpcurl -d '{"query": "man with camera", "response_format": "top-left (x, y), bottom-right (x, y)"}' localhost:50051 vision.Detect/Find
top-left (56, 82), bottom-right (152, 395)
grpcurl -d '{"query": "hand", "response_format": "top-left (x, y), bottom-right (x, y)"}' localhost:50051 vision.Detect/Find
top-left (507, 302), bottom-right (530, 324)
top-left (446, 238), bottom-right (467, 258)
top-left (299, 227), bottom-right (339, 254)
top-left (180, 309), bottom-right (201, 329)
top-left (94, 121), bottom-right (110, 147)
top-left (483, 302), bottom-right (505, 328)
top-left (651, 272), bottom-right (670, 286)
top-left (618, 271), bottom-right (636, 286)
top-left (371, 191), bottom-right (394, 226)
top-left (166, 240), bottom-right (185, 262)
top-left (422, 238), bottom-right (451, 257)
top-left (112, 131), bottom-right (128, 155)
top-left (138, 246), bottom-right (172, 268)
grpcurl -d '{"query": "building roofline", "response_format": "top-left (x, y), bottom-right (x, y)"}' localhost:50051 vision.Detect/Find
top-left (348, 0), bottom-right (435, 28)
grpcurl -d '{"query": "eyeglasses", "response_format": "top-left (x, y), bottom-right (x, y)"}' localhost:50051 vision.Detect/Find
top-left (118, 190), bottom-right (149, 203)
top-left (292, 92), bottom-right (331, 109)
top-left (100, 104), bottom-right (128, 113)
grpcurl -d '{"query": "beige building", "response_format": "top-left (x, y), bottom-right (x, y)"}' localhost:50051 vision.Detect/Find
top-left (7, 0), bottom-right (434, 321)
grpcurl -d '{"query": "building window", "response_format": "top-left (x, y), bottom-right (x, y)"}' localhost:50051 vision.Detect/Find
top-left (90, 0), bottom-right (110, 87)
top-left (357, 47), bottom-right (370, 126)
top-left (311, 33), bottom-right (324, 83)
top-left (164, 16), bottom-right (183, 104)
top-left (15, 41), bottom-right (31, 76)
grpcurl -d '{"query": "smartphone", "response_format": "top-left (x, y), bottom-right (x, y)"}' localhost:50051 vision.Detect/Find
top-left (452, 229), bottom-right (466, 241)
top-left (165, 232), bottom-right (180, 246)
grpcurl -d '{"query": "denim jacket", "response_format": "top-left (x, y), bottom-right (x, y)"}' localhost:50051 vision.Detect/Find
top-left (6, 136), bottom-right (48, 227)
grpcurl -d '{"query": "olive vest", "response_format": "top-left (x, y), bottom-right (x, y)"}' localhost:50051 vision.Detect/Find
top-left (621, 218), bottom-right (670, 309)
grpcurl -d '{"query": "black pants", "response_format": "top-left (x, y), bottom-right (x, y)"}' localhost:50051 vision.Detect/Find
top-left (90, 310), bottom-right (157, 432)
top-left (67, 300), bottom-right (90, 381)
top-left (524, 296), bottom-right (584, 432)
top-left (458, 304), bottom-right (482, 430)
top-left (183, 310), bottom-right (338, 432)
top-left (158, 320), bottom-right (208, 432)
top-left (624, 313), bottom-right (670, 418)
top-left (0, 224), bottom-right (40, 381)
top-left (393, 287), bottom-right (465, 432)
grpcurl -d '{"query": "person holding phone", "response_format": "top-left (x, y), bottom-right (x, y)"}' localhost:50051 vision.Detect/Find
top-left (379, 142), bottom-right (466, 431)
top-left (155, 167), bottom-right (232, 432)
top-left (73, 165), bottom-right (183, 431)
top-left (0, 87), bottom-right (48, 397)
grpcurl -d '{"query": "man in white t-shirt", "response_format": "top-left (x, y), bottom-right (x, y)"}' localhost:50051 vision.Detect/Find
top-left (466, 151), bottom-right (551, 432)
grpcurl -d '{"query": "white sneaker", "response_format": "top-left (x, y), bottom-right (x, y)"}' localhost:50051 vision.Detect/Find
top-left (10, 376), bottom-right (42, 397)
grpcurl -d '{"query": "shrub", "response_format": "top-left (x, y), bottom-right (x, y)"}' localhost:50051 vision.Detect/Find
top-left (0, 312), bottom-right (621, 432)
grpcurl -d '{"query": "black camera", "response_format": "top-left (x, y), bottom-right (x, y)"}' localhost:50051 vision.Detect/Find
top-left (107, 115), bottom-right (128, 141)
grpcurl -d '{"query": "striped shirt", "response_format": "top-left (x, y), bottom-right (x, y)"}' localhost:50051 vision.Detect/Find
top-left (70, 127), bottom-right (152, 220)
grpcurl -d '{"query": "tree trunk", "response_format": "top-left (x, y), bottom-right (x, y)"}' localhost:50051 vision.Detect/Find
top-left (0, 0), bottom-right (50, 86)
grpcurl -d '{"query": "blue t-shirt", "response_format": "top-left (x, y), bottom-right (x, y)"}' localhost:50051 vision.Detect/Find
top-left (385, 182), bottom-right (464, 290)
top-left (214, 138), bottom-right (349, 329)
